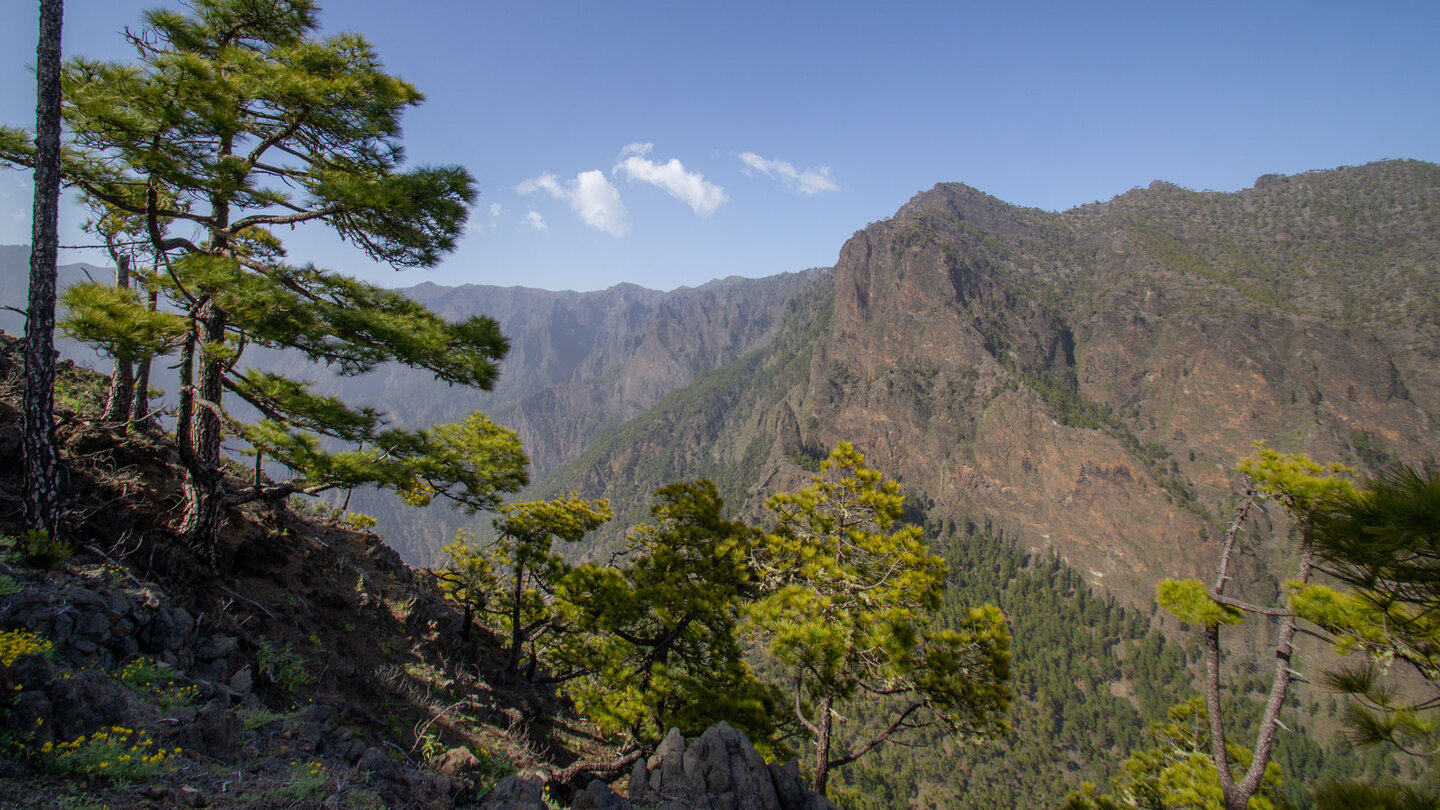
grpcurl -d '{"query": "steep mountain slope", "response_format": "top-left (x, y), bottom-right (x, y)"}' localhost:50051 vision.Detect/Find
top-left (325, 272), bottom-right (823, 560)
top-left (541, 160), bottom-right (1440, 605)
top-left (0, 246), bottom-right (823, 561)
top-left (528, 160), bottom-right (1440, 806)
top-left (211, 271), bottom-right (824, 480)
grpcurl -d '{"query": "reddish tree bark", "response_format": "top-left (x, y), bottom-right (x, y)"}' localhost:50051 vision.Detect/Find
top-left (22, 0), bottom-right (65, 542)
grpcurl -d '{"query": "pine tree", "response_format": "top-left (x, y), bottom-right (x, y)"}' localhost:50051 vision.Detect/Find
top-left (562, 480), bottom-right (781, 748)
top-left (488, 494), bottom-right (613, 679)
top-left (69, 192), bottom-right (179, 429)
top-left (21, 0), bottom-right (65, 545)
top-left (1062, 697), bottom-right (1285, 810)
top-left (1, 0), bottom-right (523, 560)
top-left (750, 442), bottom-right (1012, 795)
top-left (1156, 446), bottom-right (1356, 810)
top-left (1292, 464), bottom-right (1440, 775)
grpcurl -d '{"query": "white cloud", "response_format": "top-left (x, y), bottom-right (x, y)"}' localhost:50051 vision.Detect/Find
top-left (516, 171), bottom-right (628, 237)
top-left (738, 151), bottom-right (839, 195)
top-left (524, 210), bottom-right (547, 231)
top-left (613, 142), bottom-right (728, 215)
top-left (488, 203), bottom-right (502, 218)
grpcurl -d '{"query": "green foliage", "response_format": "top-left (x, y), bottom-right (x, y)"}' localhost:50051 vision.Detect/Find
top-left (346, 512), bottom-right (378, 529)
top-left (467, 745), bottom-right (517, 797)
top-left (1294, 464), bottom-right (1440, 772)
top-left (489, 494), bottom-right (614, 675)
top-left (115, 657), bottom-right (198, 710)
top-left (437, 530), bottom-right (498, 641)
top-left (1238, 444), bottom-right (1357, 519)
top-left (0, 0), bottom-right (521, 553)
top-left (1020, 368), bottom-right (1114, 431)
top-left (4, 530), bottom-right (72, 570)
top-left (1313, 780), bottom-right (1440, 810)
top-left (276, 759), bottom-right (330, 802)
top-left (436, 494), bottom-right (612, 678)
top-left (833, 521), bottom-right (1198, 809)
top-left (1063, 697), bottom-right (1285, 810)
top-left (59, 281), bottom-right (186, 364)
top-left (237, 707), bottom-right (288, 730)
top-left (39, 726), bottom-right (178, 783)
top-left (1157, 579), bottom-right (1244, 627)
top-left (750, 443), bottom-right (1011, 792)
top-left (561, 481), bottom-right (781, 748)
top-left (1146, 447), bottom-right (1358, 810)
top-left (244, 394), bottom-right (530, 514)
top-left (256, 638), bottom-right (314, 692)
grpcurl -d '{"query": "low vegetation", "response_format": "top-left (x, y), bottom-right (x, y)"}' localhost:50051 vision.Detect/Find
top-left (3, 2), bottom-right (1438, 808)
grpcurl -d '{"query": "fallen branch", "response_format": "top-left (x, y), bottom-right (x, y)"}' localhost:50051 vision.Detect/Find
top-left (217, 584), bottom-right (276, 620)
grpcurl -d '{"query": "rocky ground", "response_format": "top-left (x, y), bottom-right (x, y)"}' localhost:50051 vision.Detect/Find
top-left (0, 337), bottom-right (836, 809)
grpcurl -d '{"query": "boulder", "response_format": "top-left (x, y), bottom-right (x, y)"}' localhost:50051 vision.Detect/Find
top-left (173, 697), bottom-right (242, 763)
top-left (681, 723), bottom-right (781, 809)
top-left (357, 746), bottom-right (403, 783)
top-left (45, 670), bottom-right (135, 743)
top-left (480, 775), bottom-right (546, 810)
top-left (636, 723), bottom-right (835, 810)
top-left (431, 745), bottom-right (483, 800)
top-left (572, 778), bottom-right (628, 809)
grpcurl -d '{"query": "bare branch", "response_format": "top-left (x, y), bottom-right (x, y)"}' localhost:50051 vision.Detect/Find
top-left (1208, 592), bottom-right (1294, 617)
top-left (827, 701), bottom-right (927, 770)
top-left (1214, 483), bottom-right (1257, 595)
top-left (230, 203), bottom-right (343, 232)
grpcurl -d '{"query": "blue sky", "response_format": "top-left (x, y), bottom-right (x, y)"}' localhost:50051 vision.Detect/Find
top-left (2, 1), bottom-right (1437, 292)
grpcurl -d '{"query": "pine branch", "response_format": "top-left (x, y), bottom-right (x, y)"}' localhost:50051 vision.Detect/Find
top-left (827, 701), bottom-right (927, 770)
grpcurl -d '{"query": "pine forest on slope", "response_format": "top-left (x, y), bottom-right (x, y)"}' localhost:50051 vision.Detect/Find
top-left (5, 160), bottom-right (1438, 806)
top-left (11, 161), bottom-right (1436, 576)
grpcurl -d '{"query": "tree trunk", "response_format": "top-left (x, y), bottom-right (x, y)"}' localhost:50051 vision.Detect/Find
top-left (505, 563), bottom-right (525, 677)
top-left (22, 0), bottom-right (65, 543)
top-left (102, 253), bottom-right (135, 428)
top-left (811, 695), bottom-right (833, 795)
top-left (177, 296), bottom-right (227, 562)
top-left (130, 287), bottom-right (158, 427)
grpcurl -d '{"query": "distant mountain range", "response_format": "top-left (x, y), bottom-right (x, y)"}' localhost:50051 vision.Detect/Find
top-left (5, 160), bottom-right (1437, 584)
top-left (7, 160), bottom-right (1438, 807)
top-left (535, 159), bottom-right (1440, 606)
top-left (0, 242), bottom-right (823, 561)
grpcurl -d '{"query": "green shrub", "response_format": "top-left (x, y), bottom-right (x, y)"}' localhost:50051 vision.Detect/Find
top-left (8, 530), bottom-right (72, 570)
top-left (256, 639), bottom-right (315, 691)
top-left (0, 628), bottom-right (54, 666)
top-left (116, 656), bottom-right (198, 709)
top-left (277, 758), bottom-right (330, 801)
top-left (42, 726), bottom-right (178, 783)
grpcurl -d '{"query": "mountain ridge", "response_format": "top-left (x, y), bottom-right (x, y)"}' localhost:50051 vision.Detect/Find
top-left (537, 159), bottom-right (1440, 605)
top-left (0, 248), bottom-right (825, 561)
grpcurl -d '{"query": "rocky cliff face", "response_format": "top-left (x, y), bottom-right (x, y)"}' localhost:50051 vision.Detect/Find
top-left (543, 160), bottom-right (1440, 606)
top-left (349, 272), bottom-right (824, 560)
top-left (250, 271), bottom-right (823, 480)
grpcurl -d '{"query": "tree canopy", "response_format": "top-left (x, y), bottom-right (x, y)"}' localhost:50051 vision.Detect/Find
top-left (562, 480), bottom-right (781, 748)
top-left (0, 0), bottom-right (525, 558)
top-left (1292, 464), bottom-right (1440, 775)
top-left (1155, 447), bottom-right (1355, 810)
top-left (750, 442), bottom-right (1012, 794)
